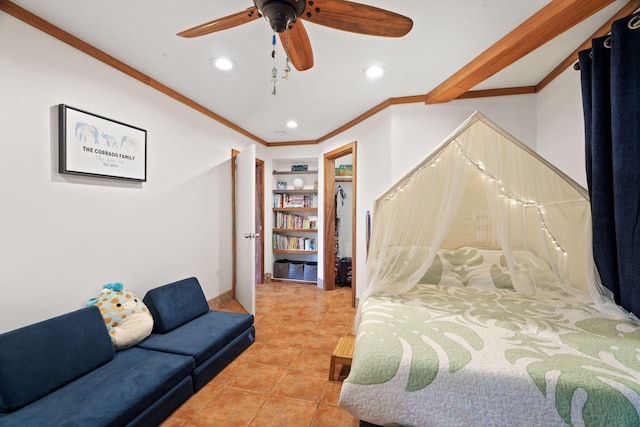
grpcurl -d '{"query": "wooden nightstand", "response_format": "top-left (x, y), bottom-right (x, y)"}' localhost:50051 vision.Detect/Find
top-left (329, 335), bottom-right (355, 381)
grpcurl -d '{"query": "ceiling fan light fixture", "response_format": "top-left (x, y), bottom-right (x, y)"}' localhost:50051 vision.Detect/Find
top-left (254, 0), bottom-right (306, 33)
top-left (364, 65), bottom-right (385, 79)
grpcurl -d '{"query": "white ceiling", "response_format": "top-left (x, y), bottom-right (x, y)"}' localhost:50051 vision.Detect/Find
top-left (8, 0), bottom-right (627, 143)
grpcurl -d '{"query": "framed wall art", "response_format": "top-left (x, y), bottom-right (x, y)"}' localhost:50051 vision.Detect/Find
top-left (58, 104), bottom-right (147, 181)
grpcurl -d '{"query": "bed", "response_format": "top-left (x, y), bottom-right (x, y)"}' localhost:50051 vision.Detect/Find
top-left (339, 248), bottom-right (640, 427)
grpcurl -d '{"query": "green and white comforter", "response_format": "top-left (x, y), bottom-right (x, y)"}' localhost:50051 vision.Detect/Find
top-left (340, 281), bottom-right (640, 426)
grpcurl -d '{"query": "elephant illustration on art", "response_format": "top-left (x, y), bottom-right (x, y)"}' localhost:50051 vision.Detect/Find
top-left (101, 132), bottom-right (119, 148)
top-left (121, 136), bottom-right (140, 153)
top-left (75, 122), bottom-right (99, 144)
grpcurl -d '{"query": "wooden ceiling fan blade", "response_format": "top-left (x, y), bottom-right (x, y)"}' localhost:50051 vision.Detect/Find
top-left (301, 0), bottom-right (413, 37)
top-left (177, 7), bottom-right (260, 38)
top-left (279, 20), bottom-right (314, 71)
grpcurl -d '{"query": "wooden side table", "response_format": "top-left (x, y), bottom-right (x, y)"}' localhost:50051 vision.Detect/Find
top-left (329, 335), bottom-right (355, 381)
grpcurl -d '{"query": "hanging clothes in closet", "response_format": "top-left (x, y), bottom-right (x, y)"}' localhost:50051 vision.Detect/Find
top-left (335, 186), bottom-right (348, 285)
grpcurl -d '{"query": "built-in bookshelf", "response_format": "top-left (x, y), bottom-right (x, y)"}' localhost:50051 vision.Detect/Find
top-left (272, 166), bottom-right (318, 283)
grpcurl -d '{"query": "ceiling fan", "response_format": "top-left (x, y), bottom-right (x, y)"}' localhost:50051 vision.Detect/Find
top-left (177, 0), bottom-right (413, 71)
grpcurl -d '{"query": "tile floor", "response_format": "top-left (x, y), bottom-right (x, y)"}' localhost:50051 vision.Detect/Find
top-left (161, 281), bottom-right (359, 427)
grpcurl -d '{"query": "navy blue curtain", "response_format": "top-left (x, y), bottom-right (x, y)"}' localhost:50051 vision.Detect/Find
top-left (579, 12), bottom-right (640, 316)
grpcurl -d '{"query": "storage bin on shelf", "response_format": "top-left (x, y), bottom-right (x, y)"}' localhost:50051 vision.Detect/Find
top-left (304, 261), bottom-right (318, 281)
top-left (274, 259), bottom-right (290, 279)
top-left (288, 261), bottom-right (305, 280)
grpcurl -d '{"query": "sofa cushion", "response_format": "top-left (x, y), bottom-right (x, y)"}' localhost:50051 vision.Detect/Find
top-left (143, 277), bottom-right (209, 333)
top-left (190, 326), bottom-right (255, 391)
top-left (138, 310), bottom-right (254, 366)
top-left (0, 306), bottom-right (115, 413)
top-left (0, 347), bottom-right (194, 427)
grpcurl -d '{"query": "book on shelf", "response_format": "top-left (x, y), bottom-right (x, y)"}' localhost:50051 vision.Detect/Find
top-left (273, 193), bottom-right (318, 209)
top-left (272, 234), bottom-right (317, 251)
top-left (285, 195), bottom-right (306, 208)
top-left (308, 216), bottom-right (318, 230)
top-left (274, 212), bottom-right (317, 229)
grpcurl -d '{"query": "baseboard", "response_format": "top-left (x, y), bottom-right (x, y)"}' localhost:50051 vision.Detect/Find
top-left (207, 289), bottom-right (234, 309)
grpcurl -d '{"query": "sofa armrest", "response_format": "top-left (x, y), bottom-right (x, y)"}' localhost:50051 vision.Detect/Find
top-left (143, 277), bottom-right (209, 334)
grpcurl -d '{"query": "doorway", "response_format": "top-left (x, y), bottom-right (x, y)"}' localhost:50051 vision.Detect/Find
top-left (323, 142), bottom-right (357, 307)
top-left (254, 160), bottom-right (264, 285)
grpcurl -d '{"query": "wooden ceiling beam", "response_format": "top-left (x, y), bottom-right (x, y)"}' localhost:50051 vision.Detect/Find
top-left (424, 0), bottom-right (615, 105)
top-left (537, 0), bottom-right (640, 91)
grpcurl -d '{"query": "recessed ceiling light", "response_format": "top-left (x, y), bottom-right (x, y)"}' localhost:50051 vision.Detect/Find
top-left (275, 130), bottom-right (286, 135)
top-left (364, 65), bottom-right (384, 78)
top-left (286, 120), bottom-right (298, 129)
top-left (213, 57), bottom-right (233, 71)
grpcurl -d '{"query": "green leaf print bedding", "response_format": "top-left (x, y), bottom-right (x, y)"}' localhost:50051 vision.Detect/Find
top-left (339, 284), bottom-right (640, 427)
top-left (419, 247), bottom-right (559, 290)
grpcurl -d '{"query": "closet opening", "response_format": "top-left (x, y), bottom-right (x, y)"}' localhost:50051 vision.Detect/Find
top-left (323, 142), bottom-right (356, 308)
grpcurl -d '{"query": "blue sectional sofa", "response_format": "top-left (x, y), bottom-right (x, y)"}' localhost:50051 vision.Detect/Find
top-left (140, 277), bottom-right (256, 391)
top-left (0, 277), bottom-right (254, 426)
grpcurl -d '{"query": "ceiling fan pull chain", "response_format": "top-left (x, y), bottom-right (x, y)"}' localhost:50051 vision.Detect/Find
top-left (283, 58), bottom-right (290, 78)
top-left (272, 65), bottom-right (278, 95)
top-left (271, 32), bottom-right (278, 95)
top-left (282, 30), bottom-right (291, 79)
top-left (271, 33), bottom-right (277, 58)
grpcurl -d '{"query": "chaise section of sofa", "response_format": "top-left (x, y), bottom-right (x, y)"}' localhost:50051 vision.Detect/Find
top-left (140, 277), bottom-right (255, 391)
top-left (0, 306), bottom-right (195, 427)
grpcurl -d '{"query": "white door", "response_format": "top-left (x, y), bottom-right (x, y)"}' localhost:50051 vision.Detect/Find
top-left (234, 145), bottom-right (256, 314)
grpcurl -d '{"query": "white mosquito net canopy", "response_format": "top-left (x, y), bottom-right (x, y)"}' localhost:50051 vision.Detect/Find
top-left (363, 111), bottom-right (619, 317)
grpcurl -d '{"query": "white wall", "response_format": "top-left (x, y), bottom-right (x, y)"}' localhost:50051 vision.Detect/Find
top-left (536, 67), bottom-right (587, 187)
top-left (389, 96), bottom-right (538, 182)
top-left (0, 15), bottom-right (254, 333)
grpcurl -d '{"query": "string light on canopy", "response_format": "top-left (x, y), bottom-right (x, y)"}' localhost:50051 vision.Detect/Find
top-left (383, 139), bottom-right (568, 257)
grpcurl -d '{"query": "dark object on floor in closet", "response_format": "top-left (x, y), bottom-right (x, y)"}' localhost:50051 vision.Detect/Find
top-left (337, 257), bottom-right (352, 287)
top-left (360, 421), bottom-right (384, 427)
